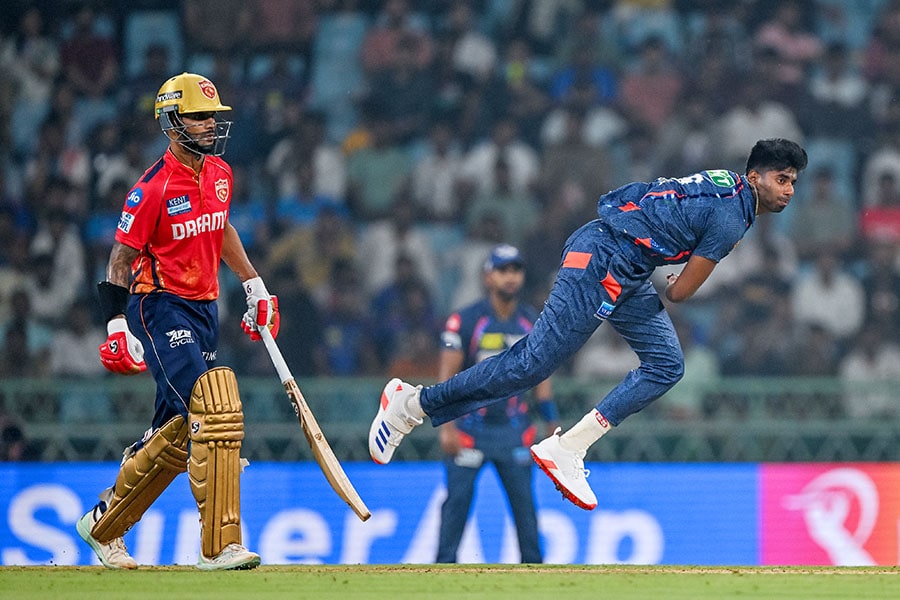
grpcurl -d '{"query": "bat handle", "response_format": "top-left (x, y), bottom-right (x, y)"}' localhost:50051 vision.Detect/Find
top-left (259, 327), bottom-right (292, 385)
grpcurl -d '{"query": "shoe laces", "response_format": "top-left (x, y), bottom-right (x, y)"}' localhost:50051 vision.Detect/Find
top-left (567, 448), bottom-right (590, 481)
top-left (105, 537), bottom-right (131, 560)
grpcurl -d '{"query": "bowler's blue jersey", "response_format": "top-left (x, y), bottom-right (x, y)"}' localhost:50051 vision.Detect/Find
top-left (597, 169), bottom-right (756, 266)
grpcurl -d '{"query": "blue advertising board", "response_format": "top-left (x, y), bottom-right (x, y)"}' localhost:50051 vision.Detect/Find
top-left (0, 462), bottom-right (758, 566)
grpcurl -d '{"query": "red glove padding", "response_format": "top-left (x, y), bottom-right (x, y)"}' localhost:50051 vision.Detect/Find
top-left (242, 294), bottom-right (280, 341)
top-left (99, 318), bottom-right (147, 375)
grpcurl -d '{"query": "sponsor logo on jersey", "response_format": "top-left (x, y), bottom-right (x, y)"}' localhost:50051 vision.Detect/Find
top-left (593, 301), bottom-right (616, 321)
top-left (166, 329), bottom-right (194, 348)
top-left (117, 212), bottom-right (135, 234)
top-left (166, 195), bottom-right (192, 216)
top-left (171, 209), bottom-right (228, 240)
top-left (706, 169), bottom-right (736, 187)
top-left (202, 351), bottom-right (217, 361)
top-left (126, 188), bottom-right (143, 207)
top-left (156, 90), bottom-right (182, 103)
top-left (215, 178), bottom-right (229, 202)
top-left (198, 80), bottom-right (217, 99)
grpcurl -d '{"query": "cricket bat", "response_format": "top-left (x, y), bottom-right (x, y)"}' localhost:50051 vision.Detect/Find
top-left (259, 326), bottom-right (371, 521)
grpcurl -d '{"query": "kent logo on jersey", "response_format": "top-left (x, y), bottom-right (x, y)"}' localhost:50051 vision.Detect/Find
top-left (166, 195), bottom-right (191, 216)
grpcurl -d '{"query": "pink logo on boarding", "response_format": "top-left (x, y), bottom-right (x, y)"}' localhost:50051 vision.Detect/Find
top-left (761, 464), bottom-right (900, 565)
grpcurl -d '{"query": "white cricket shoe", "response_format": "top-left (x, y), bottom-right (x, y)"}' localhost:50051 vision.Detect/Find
top-left (76, 506), bottom-right (138, 569)
top-left (197, 543), bottom-right (261, 571)
top-left (369, 378), bottom-right (423, 464)
top-left (530, 429), bottom-right (598, 510)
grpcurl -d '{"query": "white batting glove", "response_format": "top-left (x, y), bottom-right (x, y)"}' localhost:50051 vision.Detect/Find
top-left (242, 276), bottom-right (280, 341)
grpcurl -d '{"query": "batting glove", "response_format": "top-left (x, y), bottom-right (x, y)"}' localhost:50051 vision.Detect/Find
top-left (241, 276), bottom-right (280, 341)
top-left (99, 318), bottom-right (147, 375)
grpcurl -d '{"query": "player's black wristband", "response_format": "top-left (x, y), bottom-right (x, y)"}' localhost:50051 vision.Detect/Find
top-left (97, 281), bottom-right (130, 322)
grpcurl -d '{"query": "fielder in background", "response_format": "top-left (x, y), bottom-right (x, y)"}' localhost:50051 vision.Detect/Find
top-left (370, 139), bottom-right (807, 510)
top-left (435, 244), bottom-right (557, 564)
top-left (77, 73), bottom-right (279, 570)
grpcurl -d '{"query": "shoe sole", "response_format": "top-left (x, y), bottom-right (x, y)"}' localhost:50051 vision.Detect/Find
top-left (76, 513), bottom-right (138, 570)
top-left (530, 447), bottom-right (598, 511)
top-left (196, 555), bottom-right (261, 571)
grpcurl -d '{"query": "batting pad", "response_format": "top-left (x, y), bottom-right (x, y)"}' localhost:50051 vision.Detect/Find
top-left (188, 367), bottom-right (245, 558)
top-left (92, 415), bottom-right (189, 542)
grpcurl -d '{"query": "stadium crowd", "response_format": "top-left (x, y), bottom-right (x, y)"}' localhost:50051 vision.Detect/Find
top-left (3, 0), bottom-right (900, 435)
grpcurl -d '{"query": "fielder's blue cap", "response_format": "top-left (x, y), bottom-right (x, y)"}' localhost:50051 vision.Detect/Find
top-left (484, 243), bottom-right (525, 272)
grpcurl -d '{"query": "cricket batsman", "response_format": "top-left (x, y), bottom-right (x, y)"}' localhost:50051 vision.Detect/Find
top-left (77, 73), bottom-right (279, 570)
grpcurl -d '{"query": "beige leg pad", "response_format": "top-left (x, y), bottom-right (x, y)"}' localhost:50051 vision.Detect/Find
top-left (188, 366), bottom-right (245, 558)
top-left (92, 415), bottom-right (189, 542)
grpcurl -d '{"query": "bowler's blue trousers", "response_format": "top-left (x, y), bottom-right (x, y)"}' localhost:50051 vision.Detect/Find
top-left (421, 220), bottom-right (685, 426)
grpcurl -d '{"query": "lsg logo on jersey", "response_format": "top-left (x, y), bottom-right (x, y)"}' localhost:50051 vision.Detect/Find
top-left (166, 329), bottom-right (194, 348)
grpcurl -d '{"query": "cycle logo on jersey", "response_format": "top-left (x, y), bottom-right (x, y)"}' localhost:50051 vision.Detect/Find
top-left (215, 178), bottom-right (229, 202)
top-left (706, 169), bottom-right (736, 187)
top-left (166, 329), bottom-right (194, 348)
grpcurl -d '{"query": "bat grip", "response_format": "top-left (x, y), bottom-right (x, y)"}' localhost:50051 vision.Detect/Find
top-left (259, 327), bottom-right (293, 385)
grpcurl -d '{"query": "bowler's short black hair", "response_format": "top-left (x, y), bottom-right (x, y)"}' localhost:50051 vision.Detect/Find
top-left (745, 139), bottom-right (808, 174)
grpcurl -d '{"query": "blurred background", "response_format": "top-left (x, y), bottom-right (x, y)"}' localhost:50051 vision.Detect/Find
top-left (1, 0), bottom-right (900, 469)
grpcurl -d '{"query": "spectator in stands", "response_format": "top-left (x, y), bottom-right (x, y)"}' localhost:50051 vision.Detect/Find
top-left (183, 0), bottom-right (253, 57)
top-left (443, 0), bottom-right (498, 86)
top-left (839, 323), bottom-right (900, 419)
top-left (266, 205), bottom-right (357, 309)
top-left (274, 159), bottom-right (346, 231)
top-left (346, 111), bottom-right (414, 221)
top-left (447, 212), bottom-right (507, 311)
top-left (861, 127), bottom-right (900, 207)
top-left (860, 172), bottom-right (900, 243)
top-left (50, 302), bottom-right (110, 423)
top-left (655, 92), bottom-right (718, 176)
top-left (267, 110), bottom-right (347, 203)
top-left (0, 416), bottom-right (36, 461)
top-left (370, 252), bottom-right (439, 369)
top-left (360, 0), bottom-right (433, 75)
top-left (790, 248), bottom-right (866, 348)
top-left (541, 106), bottom-right (613, 205)
top-left (118, 43), bottom-right (171, 119)
top-left (715, 72), bottom-right (804, 173)
top-left (753, 0), bottom-right (824, 100)
top-left (58, 4), bottom-right (119, 136)
top-left (364, 31), bottom-right (436, 144)
top-left (1, 6), bottom-right (60, 156)
top-left (316, 259), bottom-right (380, 375)
top-left (465, 157), bottom-right (541, 248)
top-left (0, 323), bottom-right (46, 378)
top-left (483, 37), bottom-right (550, 149)
top-left (859, 239), bottom-right (900, 337)
top-left (411, 120), bottom-right (464, 223)
top-left (459, 115), bottom-right (540, 198)
top-left (618, 35), bottom-right (684, 131)
top-left (788, 167), bottom-right (857, 263)
top-left (357, 192), bottom-right (440, 301)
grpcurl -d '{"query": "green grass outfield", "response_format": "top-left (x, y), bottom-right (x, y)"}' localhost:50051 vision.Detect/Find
top-left (2, 565), bottom-right (899, 600)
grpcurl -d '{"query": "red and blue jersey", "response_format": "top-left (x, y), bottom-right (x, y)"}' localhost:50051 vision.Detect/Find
top-left (597, 169), bottom-right (755, 266)
top-left (116, 149), bottom-right (232, 300)
top-left (441, 298), bottom-right (540, 445)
